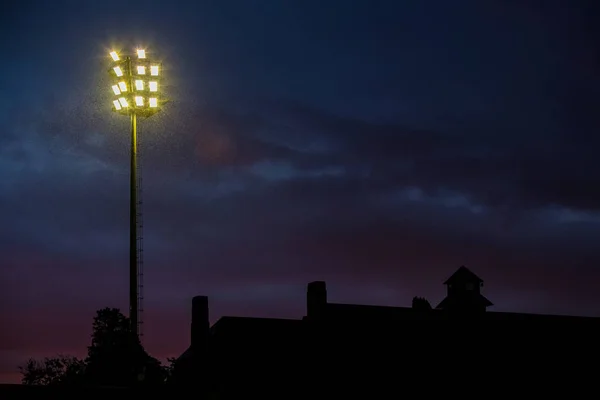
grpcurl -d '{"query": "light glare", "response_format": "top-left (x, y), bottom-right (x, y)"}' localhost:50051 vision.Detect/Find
top-left (106, 47), bottom-right (164, 114)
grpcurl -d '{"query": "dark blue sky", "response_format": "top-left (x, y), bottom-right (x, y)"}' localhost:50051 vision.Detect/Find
top-left (1, 0), bottom-right (599, 382)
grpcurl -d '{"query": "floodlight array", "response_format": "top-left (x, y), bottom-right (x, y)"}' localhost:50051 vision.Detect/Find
top-left (108, 48), bottom-right (163, 116)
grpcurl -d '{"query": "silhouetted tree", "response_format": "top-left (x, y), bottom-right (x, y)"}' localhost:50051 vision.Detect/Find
top-left (84, 307), bottom-right (166, 387)
top-left (19, 355), bottom-right (85, 386)
top-left (19, 307), bottom-right (167, 387)
top-left (412, 296), bottom-right (432, 310)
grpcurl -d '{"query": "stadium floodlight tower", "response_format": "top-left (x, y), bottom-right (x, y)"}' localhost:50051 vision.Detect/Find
top-left (108, 47), bottom-right (164, 341)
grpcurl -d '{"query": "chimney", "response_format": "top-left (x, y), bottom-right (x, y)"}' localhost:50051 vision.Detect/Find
top-left (191, 296), bottom-right (209, 350)
top-left (307, 281), bottom-right (327, 320)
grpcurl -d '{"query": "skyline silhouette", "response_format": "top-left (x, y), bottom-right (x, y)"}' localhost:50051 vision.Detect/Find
top-left (2, 0), bottom-right (600, 385)
top-left (8, 266), bottom-right (600, 395)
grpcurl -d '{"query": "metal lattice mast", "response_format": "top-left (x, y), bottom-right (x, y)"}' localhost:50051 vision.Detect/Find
top-left (137, 125), bottom-right (145, 340)
top-left (129, 108), bottom-right (139, 340)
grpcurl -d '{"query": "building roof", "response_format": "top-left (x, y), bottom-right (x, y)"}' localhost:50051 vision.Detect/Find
top-left (436, 293), bottom-right (494, 309)
top-left (325, 303), bottom-right (415, 321)
top-left (210, 316), bottom-right (302, 336)
top-left (483, 311), bottom-right (600, 323)
top-left (177, 316), bottom-right (303, 362)
top-left (443, 266), bottom-right (483, 285)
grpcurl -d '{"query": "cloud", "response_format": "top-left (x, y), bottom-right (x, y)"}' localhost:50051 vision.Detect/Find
top-left (3, 90), bottom-right (600, 274)
top-left (258, 100), bottom-right (600, 212)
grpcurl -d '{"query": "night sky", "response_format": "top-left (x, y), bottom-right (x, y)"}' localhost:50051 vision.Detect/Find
top-left (1, 0), bottom-right (600, 383)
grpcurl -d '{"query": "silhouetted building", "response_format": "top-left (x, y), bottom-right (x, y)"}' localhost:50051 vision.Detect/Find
top-left (434, 265), bottom-right (494, 317)
top-left (172, 296), bottom-right (209, 385)
top-left (174, 266), bottom-right (600, 394)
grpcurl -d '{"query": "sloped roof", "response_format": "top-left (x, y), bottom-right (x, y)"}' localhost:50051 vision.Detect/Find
top-left (436, 293), bottom-right (494, 309)
top-left (325, 303), bottom-right (416, 321)
top-left (210, 316), bottom-right (304, 343)
top-left (443, 266), bottom-right (483, 285)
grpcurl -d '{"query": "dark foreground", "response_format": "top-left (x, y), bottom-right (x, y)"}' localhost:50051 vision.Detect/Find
top-left (1, 376), bottom-right (596, 399)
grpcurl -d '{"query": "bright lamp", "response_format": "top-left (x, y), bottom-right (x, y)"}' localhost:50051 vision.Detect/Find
top-left (108, 47), bottom-right (164, 117)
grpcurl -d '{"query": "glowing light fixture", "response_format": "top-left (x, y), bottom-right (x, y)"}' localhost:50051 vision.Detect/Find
top-left (107, 47), bottom-right (165, 117)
